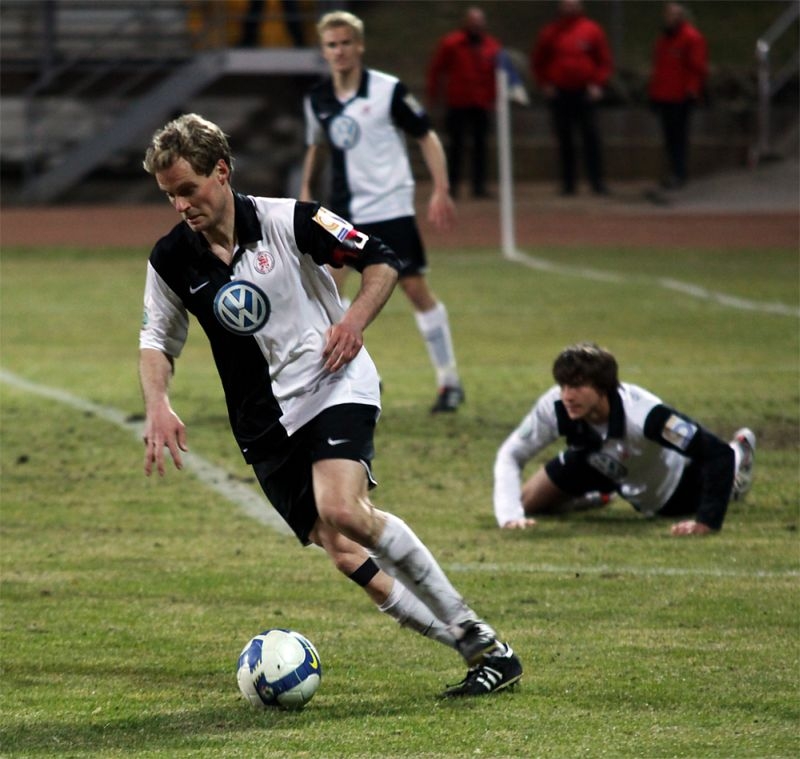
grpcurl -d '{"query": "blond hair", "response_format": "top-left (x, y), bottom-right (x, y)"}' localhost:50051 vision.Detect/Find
top-left (143, 113), bottom-right (233, 177)
top-left (316, 10), bottom-right (364, 42)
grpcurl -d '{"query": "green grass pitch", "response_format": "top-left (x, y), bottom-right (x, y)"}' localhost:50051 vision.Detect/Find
top-left (1, 243), bottom-right (798, 758)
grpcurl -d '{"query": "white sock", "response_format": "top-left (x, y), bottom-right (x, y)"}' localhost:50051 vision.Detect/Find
top-left (378, 579), bottom-right (457, 648)
top-left (414, 303), bottom-right (459, 388)
top-left (372, 513), bottom-right (473, 628)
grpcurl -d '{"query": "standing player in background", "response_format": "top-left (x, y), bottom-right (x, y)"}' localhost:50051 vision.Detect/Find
top-left (300, 10), bottom-right (466, 413)
top-left (492, 343), bottom-right (755, 535)
top-left (648, 2), bottom-right (708, 190)
top-left (426, 6), bottom-right (502, 200)
top-left (139, 113), bottom-right (522, 697)
top-left (531, 0), bottom-right (612, 196)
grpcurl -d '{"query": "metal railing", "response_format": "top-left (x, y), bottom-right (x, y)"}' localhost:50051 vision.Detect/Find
top-left (0, 0), bottom-right (330, 202)
top-left (753, 0), bottom-right (800, 165)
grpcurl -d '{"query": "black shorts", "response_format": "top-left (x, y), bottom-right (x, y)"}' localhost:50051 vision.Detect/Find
top-left (357, 216), bottom-right (427, 278)
top-left (545, 449), bottom-right (617, 496)
top-left (544, 449), bottom-right (698, 518)
top-left (251, 404), bottom-right (379, 545)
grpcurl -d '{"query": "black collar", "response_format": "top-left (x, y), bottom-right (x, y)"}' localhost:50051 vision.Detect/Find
top-left (188, 190), bottom-right (262, 259)
top-left (232, 191), bottom-right (262, 247)
top-left (555, 388), bottom-right (626, 448)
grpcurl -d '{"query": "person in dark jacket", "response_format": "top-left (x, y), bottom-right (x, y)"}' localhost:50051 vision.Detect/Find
top-left (649, 2), bottom-right (708, 189)
top-left (531, 0), bottom-right (613, 196)
top-left (427, 6), bottom-right (502, 198)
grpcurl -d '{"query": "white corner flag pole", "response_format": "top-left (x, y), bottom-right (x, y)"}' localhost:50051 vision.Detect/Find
top-left (496, 65), bottom-right (518, 260)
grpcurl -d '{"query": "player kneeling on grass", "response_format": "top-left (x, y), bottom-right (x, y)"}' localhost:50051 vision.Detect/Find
top-left (138, 113), bottom-right (521, 698)
top-left (493, 342), bottom-right (755, 535)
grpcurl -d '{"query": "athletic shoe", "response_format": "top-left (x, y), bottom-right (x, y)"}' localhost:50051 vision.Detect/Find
top-left (455, 619), bottom-right (499, 665)
top-left (730, 428), bottom-right (756, 501)
top-left (431, 385), bottom-right (465, 414)
top-left (441, 643), bottom-right (523, 697)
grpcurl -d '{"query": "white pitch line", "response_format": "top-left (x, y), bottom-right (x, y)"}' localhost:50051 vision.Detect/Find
top-left (3, 369), bottom-right (798, 581)
top-left (446, 562), bottom-right (799, 580)
top-left (504, 248), bottom-right (800, 318)
top-left (0, 368), bottom-right (291, 535)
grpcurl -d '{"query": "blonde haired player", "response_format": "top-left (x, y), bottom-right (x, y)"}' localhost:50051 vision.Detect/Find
top-left (300, 11), bottom-right (465, 413)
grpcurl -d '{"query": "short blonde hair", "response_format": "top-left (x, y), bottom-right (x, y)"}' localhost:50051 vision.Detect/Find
top-left (143, 113), bottom-right (233, 177)
top-left (316, 10), bottom-right (364, 42)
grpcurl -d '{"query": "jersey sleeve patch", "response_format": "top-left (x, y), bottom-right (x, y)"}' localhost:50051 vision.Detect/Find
top-left (312, 206), bottom-right (368, 249)
top-left (661, 414), bottom-right (698, 451)
top-left (403, 92), bottom-right (425, 117)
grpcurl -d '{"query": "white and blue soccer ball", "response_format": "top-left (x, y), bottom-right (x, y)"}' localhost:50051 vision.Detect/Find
top-left (236, 628), bottom-right (321, 710)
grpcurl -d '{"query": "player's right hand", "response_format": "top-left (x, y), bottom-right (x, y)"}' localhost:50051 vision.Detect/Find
top-left (143, 405), bottom-right (187, 477)
top-left (502, 518), bottom-right (537, 530)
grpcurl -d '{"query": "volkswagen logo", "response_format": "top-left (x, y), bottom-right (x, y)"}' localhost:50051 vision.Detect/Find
top-left (213, 280), bottom-right (270, 335)
top-left (329, 115), bottom-right (360, 150)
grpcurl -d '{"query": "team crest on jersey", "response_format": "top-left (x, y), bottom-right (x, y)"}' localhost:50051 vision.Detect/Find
top-left (213, 280), bottom-right (270, 335)
top-left (662, 414), bottom-right (698, 451)
top-left (254, 250), bottom-right (275, 274)
top-left (329, 114), bottom-right (360, 150)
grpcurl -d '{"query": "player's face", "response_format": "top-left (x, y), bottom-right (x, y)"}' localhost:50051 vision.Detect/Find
top-left (320, 26), bottom-right (364, 75)
top-left (156, 158), bottom-right (229, 233)
top-left (559, 383), bottom-right (608, 423)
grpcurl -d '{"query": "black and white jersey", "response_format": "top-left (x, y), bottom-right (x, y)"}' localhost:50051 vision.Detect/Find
top-left (304, 67), bottom-right (431, 224)
top-left (494, 382), bottom-right (734, 528)
top-left (140, 192), bottom-right (400, 465)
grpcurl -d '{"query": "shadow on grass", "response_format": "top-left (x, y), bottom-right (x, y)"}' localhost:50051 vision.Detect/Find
top-left (0, 694), bottom-right (440, 756)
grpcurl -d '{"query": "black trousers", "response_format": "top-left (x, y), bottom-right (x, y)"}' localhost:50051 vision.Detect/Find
top-left (445, 106), bottom-right (491, 197)
top-left (654, 99), bottom-right (693, 184)
top-left (548, 89), bottom-right (605, 193)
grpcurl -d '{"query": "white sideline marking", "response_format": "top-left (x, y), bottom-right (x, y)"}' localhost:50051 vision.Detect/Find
top-left (504, 249), bottom-right (800, 318)
top-left (0, 368), bottom-right (291, 535)
top-left (3, 370), bottom-right (797, 581)
top-left (446, 562), bottom-right (799, 580)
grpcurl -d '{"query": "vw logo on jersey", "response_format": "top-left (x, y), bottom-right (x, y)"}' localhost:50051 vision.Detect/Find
top-left (213, 280), bottom-right (270, 335)
top-left (329, 114), bottom-right (360, 150)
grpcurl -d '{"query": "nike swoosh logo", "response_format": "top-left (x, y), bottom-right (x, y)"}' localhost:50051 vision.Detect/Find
top-left (327, 437), bottom-right (350, 446)
top-left (189, 281), bottom-right (210, 294)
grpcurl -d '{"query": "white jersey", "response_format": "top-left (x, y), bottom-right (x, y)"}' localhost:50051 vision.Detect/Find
top-left (493, 383), bottom-right (688, 527)
top-left (140, 194), bottom-right (399, 464)
top-left (304, 68), bottom-right (431, 224)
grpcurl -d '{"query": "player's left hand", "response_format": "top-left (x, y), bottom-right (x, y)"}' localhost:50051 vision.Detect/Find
top-left (428, 189), bottom-right (455, 232)
top-left (670, 519), bottom-right (713, 536)
top-left (323, 321), bottom-right (363, 372)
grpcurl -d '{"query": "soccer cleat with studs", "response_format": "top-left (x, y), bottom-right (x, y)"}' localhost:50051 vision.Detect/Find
top-left (441, 643), bottom-right (523, 698)
top-left (730, 427), bottom-right (756, 501)
top-left (431, 385), bottom-right (465, 414)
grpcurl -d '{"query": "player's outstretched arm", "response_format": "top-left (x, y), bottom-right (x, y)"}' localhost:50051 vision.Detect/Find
top-left (139, 348), bottom-right (187, 477)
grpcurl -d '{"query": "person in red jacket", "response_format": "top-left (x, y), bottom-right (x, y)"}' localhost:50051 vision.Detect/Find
top-left (531, 0), bottom-right (613, 196)
top-left (648, 2), bottom-right (708, 189)
top-left (427, 7), bottom-right (502, 198)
